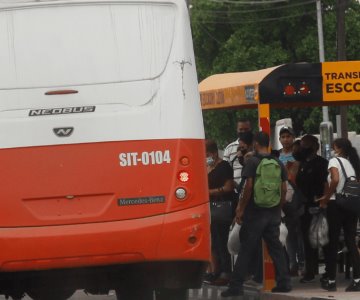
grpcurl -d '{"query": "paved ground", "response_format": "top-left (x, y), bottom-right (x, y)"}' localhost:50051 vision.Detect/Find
top-left (0, 274), bottom-right (359, 299)
top-left (261, 273), bottom-right (360, 300)
top-left (190, 273), bottom-right (360, 300)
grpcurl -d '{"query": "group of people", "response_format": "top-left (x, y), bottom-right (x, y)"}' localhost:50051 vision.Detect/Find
top-left (205, 119), bottom-right (360, 297)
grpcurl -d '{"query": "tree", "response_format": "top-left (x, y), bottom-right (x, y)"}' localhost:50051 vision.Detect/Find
top-left (191, 0), bottom-right (360, 143)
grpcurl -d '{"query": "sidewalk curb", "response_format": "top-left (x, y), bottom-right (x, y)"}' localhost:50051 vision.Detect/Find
top-left (189, 286), bottom-right (262, 300)
top-left (190, 286), bottom-right (338, 300)
top-left (189, 286), bottom-right (261, 300)
top-left (260, 293), bottom-right (337, 300)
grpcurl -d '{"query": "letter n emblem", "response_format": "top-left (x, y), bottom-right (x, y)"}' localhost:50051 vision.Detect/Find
top-left (53, 127), bottom-right (74, 137)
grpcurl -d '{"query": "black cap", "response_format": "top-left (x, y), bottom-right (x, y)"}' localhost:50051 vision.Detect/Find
top-left (279, 126), bottom-right (295, 136)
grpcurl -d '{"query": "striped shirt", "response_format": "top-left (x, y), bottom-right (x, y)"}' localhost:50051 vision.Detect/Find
top-left (223, 139), bottom-right (243, 184)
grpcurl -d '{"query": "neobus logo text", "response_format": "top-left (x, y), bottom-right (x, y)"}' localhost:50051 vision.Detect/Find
top-left (29, 106), bottom-right (96, 116)
top-left (119, 150), bottom-right (171, 167)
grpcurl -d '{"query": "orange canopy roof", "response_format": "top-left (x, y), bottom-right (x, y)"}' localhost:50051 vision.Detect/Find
top-left (199, 66), bottom-right (279, 110)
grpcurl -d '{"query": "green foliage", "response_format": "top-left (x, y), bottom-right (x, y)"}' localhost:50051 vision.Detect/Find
top-left (191, 0), bottom-right (360, 142)
top-left (203, 108), bottom-right (259, 148)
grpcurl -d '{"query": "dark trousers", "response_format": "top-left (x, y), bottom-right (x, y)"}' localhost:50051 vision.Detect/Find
top-left (285, 217), bottom-right (304, 270)
top-left (324, 201), bottom-right (360, 280)
top-left (211, 221), bottom-right (232, 274)
top-left (230, 209), bottom-right (291, 289)
top-left (248, 240), bottom-right (263, 283)
top-left (300, 210), bottom-right (319, 278)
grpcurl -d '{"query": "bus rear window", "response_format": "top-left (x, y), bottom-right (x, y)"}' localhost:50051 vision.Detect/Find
top-left (0, 3), bottom-right (175, 89)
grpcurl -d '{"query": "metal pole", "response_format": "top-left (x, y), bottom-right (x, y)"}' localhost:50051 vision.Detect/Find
top-left (337, 0), bottom-right (348, 138)
top-left (316, 0), bottom-right (329, 122)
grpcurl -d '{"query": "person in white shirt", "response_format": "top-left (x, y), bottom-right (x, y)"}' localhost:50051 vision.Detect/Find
top-left (318, 138), bottom-right (360, 292)
top-left (223, 119), bottom-right (252, 185)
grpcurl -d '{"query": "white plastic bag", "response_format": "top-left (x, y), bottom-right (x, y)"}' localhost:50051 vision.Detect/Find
top-left (279, 222), bottom-right (288, 246)
top-left (285, 181), bottom-right (294, 203)
top-left (309, 211), bottom-right (329, 249)
top-left (227, 223), bottom-right (241, 255)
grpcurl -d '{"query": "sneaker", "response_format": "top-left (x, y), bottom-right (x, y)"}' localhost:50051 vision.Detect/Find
top-left (321, 280), bottom-right (337, 292)
top-left (320, 274), bottom-right (329, 284)
top-left (221, 287), bottom-right (244, 298)
top-left (345, 280), bottom-right (360, 292)
top-left (244, 279), bottom-right (263, 289)
top-left (203, 273), bottom-right (217, 284)
top-left (271, 286), bottom-right (292, 293)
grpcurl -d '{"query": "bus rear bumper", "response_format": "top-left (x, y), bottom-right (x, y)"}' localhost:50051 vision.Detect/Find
top-left (0, 203), bottom-right (210, 272)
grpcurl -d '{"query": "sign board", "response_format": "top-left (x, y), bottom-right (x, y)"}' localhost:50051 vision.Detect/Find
top-left (322, 61), bottom-right (360, 102)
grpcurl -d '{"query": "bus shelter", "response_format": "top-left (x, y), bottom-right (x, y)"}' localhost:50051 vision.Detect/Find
top-left (199, 60), bottom-right (360, 290)
top-left (199, 61), bottom-right (360, 135)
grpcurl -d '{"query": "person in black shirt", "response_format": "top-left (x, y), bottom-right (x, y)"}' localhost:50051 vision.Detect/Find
top-left (295, 134), bottom-right (328, 283)
top-left (204, 140), bottom-right (235, 286)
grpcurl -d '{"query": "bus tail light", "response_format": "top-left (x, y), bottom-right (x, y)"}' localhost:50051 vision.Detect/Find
top-left (180, 156), bottom-right (190, 166)
top-left (175, 188), bottom-right (187, 200)
top-left (178, 171), bottom-right (189, 183)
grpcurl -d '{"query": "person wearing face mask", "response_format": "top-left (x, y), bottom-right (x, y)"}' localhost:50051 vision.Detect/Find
top-left (233, 141), bottom-right (249, 168)
top-left (204, 140), bottom-right (235, 286)
top-left (317, 138), bottom-right (360, 292)
top-left (223, 119), bottom-right (253, 186)
top-left (295, 135), bottom-right (329, 284)
top-left (232, 133), bottom-right (254, 191)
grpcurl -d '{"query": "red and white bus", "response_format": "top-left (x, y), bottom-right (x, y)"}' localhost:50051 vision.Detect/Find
top-left (0, 0), bottom-right (210, 299)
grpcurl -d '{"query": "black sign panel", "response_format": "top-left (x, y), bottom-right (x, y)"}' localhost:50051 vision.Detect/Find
top-left (259, 63), bottom-right (322, 104)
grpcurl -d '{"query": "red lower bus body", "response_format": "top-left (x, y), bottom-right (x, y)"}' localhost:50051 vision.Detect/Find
top-left (0, 139), bottom-right (210, 297)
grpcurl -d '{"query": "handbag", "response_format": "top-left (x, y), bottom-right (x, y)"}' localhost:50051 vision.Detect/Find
top-left (210, 200), bottom-right (233, 222)
top-left (335, 157), bottom-right (360, 215)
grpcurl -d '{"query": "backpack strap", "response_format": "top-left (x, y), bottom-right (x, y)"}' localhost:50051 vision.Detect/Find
top-left (335, 157), bottom-right (349, 180)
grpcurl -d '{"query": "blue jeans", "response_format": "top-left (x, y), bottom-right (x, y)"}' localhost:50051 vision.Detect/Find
top-left (230, 208), bottom-right (291, 289)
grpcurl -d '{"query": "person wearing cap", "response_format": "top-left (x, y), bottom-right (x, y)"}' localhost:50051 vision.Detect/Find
top-left (278, 127), bottom-right (296, 171)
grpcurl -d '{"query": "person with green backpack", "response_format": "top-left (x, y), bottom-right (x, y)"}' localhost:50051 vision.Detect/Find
top-left (221, 131), bottom-right (291, 298)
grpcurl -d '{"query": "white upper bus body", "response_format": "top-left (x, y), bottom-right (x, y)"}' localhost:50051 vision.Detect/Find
top-left (0, 0), bottom-right (204, 149)
top-left (0, 4), bottom-right (211, 291)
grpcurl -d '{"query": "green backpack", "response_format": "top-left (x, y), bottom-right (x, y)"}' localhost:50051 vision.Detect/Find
top-left (254, 157), bottom-right (282, 208)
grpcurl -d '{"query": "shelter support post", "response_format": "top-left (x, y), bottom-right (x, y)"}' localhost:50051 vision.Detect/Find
top-left (262, 241), bottom-right (276, 292)
top-left (258, 103), bottom-right (276, 291)
top-left (258, 104), bottom-right (270, 135)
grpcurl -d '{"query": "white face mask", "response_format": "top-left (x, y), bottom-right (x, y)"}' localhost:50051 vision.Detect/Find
top-left (206, 156), bottom-right (215, 166)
